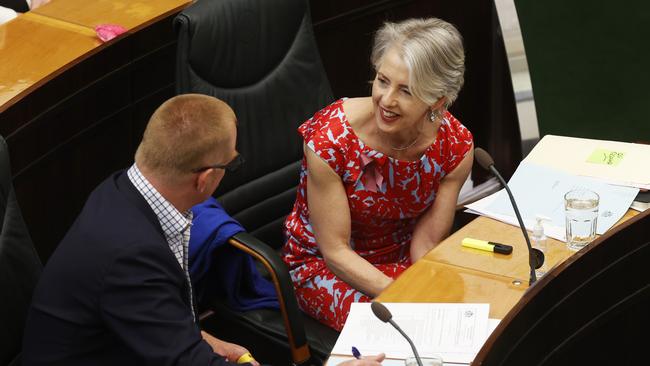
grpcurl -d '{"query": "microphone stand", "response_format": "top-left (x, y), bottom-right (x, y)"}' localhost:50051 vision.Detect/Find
top-left (388, 319), bottom-right (423, 366)
top-left (488, 165), bottom-right (538, 285)
top-left (371, 302), bottom-right (424, 366)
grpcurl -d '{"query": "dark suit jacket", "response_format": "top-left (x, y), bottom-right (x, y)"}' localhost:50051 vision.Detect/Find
top-left (22, 171), bottom-right (234, 366)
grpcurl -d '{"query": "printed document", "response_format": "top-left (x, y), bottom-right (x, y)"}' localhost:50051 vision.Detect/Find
top-left (331, 303), bottom-right (490, 364)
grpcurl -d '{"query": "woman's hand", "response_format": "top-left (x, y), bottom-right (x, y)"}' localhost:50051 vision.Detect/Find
top-left (338, 353), bottom-right (386, 365)
top-left (201, 331), bottom-right (260, 366)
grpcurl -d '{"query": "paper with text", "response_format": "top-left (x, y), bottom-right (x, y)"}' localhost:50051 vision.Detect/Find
top-left (331, 303), bottom-right (490, 364)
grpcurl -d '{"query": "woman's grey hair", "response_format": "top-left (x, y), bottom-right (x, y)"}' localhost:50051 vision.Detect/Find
top-left (371, 18), bottom-right (465, 108)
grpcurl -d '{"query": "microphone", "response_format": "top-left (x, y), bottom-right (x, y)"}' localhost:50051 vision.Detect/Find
top-left (371, 301), bottom-right (423, 366)
top-left (474, 148), bottom-right (544, 285)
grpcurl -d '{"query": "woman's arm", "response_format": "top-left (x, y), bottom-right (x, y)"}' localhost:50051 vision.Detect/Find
top-left (410, 146), bottom-right (474, 261)
top-left (305, 145), bottom-right (392, 298)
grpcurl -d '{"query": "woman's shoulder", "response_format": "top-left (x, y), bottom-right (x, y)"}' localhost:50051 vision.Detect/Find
top-left (342, 97), bottom-right (373, 130)
top-left (299, 98), bottom-right (358, 151)
top-left (428, 112), bottom-right (473, 173)
top-left (439, 111), bottom-right (473, 143)
top-left (299, 98), bottom-right (346, 134)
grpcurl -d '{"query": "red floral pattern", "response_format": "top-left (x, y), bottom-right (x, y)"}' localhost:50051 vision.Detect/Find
top-left (282, 99), bottom-right (473, 330)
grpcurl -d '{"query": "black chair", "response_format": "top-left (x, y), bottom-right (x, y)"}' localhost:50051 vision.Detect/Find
top-left (473, 209), bottom-right (650, 366)
top-left (0, 135), bottom-right (42, 366)
top-left (174, 0), bottom-right (337, 364)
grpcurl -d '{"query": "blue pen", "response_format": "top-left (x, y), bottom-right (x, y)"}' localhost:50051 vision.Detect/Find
top-left (351, 346), bottom-right (362, 359)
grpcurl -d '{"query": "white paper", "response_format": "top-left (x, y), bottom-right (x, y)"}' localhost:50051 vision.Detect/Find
top-left (326, 356), bottom-right (459, 365)
top-left (329, 318), bottom-right (500, 365)
top-left (465, 162), bottom-right (638, 241)
top-left (524, 135), bottom-right (650, 189)
top-left (465, 190), bottom-right (566, 241)
top-left (331, 303), bottom-right (490, 364)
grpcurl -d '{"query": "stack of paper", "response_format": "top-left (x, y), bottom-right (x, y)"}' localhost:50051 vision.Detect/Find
top-left (465, 162), bottom-right (639, 242)
top-left (330, 303), bottom-right (498, 365)
top-left (524, 135), bottom-right (650, 189)
top-left (457, 177), bottom-right (501, 207)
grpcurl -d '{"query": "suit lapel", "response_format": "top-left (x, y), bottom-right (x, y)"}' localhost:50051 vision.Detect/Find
top-left (113, 171), bottom-right (193, 310)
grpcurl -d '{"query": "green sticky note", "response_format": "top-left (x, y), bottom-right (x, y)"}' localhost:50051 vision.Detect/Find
top-left (587, 148), bottom-right (625, 166)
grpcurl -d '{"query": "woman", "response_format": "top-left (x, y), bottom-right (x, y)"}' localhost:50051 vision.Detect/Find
top-left (283, 18), bottom-right (474, 331)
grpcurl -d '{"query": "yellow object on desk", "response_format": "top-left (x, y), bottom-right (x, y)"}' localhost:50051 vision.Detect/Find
top-left (461, 237), bottom-right (513, 254)
top-left (236, 352), bottom-right (256, 364)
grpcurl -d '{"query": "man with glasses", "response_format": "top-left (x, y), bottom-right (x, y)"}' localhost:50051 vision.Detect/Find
top-left (23, 94), bottom-right (257, 365)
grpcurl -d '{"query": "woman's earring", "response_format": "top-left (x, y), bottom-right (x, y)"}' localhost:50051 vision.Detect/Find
top-left (429, 109), bottom-right (440, 123)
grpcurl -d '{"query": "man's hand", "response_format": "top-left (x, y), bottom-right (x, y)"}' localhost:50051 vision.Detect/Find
top-left (30, 0), bottom-right (51, 10)
top-left (201, 331), bottom-right (260, 366)
top-left (338, 353), bottom-right (386, 365)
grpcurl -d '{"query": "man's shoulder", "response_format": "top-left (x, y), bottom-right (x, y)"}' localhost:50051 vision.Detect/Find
top-left (85, 170), bottom-right (133, 212)
top-left (83, 171), bottom-right (156, 233)
top-left (38, 171), bottom-right (171, 300)
top-left (56, 171), bottom-right (163, 261)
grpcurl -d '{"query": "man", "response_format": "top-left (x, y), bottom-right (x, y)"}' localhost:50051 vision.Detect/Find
top-left (22, 94), bottom-right (384, 366)
top-left (22, 94), bottom-right (255, 365)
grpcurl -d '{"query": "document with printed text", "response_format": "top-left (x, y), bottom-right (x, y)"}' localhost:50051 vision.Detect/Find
top-left (331, 303), bottom-right (491, 364)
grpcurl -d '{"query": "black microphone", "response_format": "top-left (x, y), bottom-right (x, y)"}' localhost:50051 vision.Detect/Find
top-left (371, 301), bottom-right (423, 366)
top-left (474, 148), bottom-right (544, 285)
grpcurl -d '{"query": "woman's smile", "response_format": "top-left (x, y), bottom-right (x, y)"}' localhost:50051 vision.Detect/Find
top-left (378, 106), bottom-right (400, 123)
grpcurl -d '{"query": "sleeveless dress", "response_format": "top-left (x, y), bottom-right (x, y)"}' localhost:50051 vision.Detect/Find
top-left (282, 98), bottom-right (473, 330)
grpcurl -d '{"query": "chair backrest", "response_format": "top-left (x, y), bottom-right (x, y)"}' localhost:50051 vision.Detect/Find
top-left (473, 209), bottom-right (650, 366)
top-left (513, 0), bottom-right (650, 142)
top-left (0, 135), bottom-right (42, 366)
top-left (175, 0), bottom-right (334, 249)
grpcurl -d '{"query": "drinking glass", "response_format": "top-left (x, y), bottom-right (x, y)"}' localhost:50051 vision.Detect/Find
top-left (564, 189), bottom-right (599, 251)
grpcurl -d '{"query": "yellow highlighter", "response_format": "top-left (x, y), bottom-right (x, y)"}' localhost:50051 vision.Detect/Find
top-left (462, 237), bottom-right (513, 255)
top-left (236, 352), bottom-right (256, 364)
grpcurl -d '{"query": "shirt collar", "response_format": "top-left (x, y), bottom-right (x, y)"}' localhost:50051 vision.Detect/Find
top-left (127, 164), bottom-right (193, 239)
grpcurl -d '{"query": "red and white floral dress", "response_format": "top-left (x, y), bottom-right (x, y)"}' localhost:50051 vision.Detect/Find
top-left (282, 98), bottom-right (473, 330)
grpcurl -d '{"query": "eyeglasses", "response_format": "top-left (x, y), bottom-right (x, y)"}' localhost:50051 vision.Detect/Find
top-left (192, 154), bottom-right (245, 173)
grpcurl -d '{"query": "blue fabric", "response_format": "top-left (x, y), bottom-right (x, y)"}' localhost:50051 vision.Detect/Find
top-left (189, 197), bottom-right (279, 311)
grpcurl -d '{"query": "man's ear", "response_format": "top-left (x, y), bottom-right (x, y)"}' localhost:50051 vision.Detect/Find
top-left (195, 169), bottom-right (211, 193)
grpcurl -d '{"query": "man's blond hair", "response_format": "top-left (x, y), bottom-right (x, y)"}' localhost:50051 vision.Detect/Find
top-left (135, 94), bottom-right (235, 178)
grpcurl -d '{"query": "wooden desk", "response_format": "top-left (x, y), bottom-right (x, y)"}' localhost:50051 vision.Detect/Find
top-left (32, 0), bottom-right (189, 31)
top-left (378, 210), bottom-right (640, 318)
top-left (0, 14), bottom-right (98, 107)
top-left (0, 0), bottom-right (190, 110)
top-left (377, 260), bottom-right (526, 319)
top-left (423, 216), bottom-right (572, 281)
top-left (422, 210), bottom-right (639, 280)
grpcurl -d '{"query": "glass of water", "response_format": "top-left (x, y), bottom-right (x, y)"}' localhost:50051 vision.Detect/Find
top-left (564, 189), bottom-right (599, 251)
